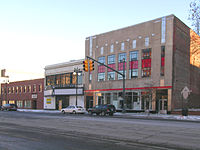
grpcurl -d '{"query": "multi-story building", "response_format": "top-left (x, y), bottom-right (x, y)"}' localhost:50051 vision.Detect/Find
top-left (1, 78), bottom-right (44, 109)
top-left (44, 59), bottom-right (84, 110)
top-left (84, 14), bottom-right (200, 114)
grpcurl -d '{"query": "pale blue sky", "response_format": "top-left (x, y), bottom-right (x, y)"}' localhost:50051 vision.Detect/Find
top-left (0, 0), bottom-right (193, 81)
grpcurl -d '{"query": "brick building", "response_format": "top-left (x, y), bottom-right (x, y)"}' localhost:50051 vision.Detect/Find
top-left (84, 15), bottom-right (200, 114)
top-left (1, 78), bottom-right (44, 109)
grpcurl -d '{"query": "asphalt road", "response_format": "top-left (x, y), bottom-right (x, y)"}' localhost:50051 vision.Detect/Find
top-left (0, 111), bottom-right (200, 150)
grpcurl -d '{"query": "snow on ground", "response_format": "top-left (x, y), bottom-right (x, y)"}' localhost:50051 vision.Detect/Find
top-left (17, 109), bottom-right (200, 121)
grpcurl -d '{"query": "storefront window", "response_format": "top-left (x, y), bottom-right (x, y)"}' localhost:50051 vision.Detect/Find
top-left (17, 100), bottom-right (23, 108)
top-left (24, 100), bottom-right (31, 108)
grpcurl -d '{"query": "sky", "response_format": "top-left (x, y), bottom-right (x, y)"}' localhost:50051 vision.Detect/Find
top-left (0, 0), bottom-right (193, 81)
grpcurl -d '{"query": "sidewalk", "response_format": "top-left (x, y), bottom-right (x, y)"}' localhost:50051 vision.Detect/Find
top-left (17, 109), bottom-right (200, 122)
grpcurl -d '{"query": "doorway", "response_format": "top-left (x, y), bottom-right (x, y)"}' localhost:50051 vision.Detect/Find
top-left (158, 99), bottom-right (168, 114)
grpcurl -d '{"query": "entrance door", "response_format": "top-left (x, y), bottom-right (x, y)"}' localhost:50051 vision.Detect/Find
top-left (159, 99), bottom-right (167, 114)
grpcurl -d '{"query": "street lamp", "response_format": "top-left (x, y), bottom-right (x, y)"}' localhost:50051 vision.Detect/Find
top-left (73, 68), bottom-right (81, 106)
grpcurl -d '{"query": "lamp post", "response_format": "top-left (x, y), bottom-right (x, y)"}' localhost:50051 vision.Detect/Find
top-left (73, 68), bottom-right (81, 106)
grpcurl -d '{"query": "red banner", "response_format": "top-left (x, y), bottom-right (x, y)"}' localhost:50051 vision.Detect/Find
top-left (161, 57), bottom-right (165, 67)
top-left (118, 62), bottom-right (127, 71)
top-left (142, 59), bottom-right (151, 68)
top-left (129, 61), bottom-right (138, 69)
top-left (98, 65), bottom-right (105, 73)
top-left (108, 64), bottom-right (115, 72)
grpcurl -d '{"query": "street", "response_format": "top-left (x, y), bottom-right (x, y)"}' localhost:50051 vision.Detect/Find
top-left (0, 111), bottom-right (200, 150)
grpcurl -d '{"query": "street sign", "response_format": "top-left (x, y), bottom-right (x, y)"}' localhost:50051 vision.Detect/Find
top-left (181, 86), bottom-right (191, 99)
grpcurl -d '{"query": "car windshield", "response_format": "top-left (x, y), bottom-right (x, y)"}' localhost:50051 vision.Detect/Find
top-left (76, 106), bottom-right (83, 108)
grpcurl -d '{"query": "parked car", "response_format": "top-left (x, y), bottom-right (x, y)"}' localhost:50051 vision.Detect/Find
top-left (61, 105), bottom-right (86, 114)
top-left (2, 104), bottom-right (18, 111)
top-left (88, 104), bottom-right (116, 116)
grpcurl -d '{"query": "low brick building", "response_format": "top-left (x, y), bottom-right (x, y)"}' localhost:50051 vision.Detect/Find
top-left (1, 78), bottom-right (44, 109)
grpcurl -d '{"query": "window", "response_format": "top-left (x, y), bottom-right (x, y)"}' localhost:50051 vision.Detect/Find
top-left (16, 87), bottom-right (18, 93)
top-left (161, 17), bottom-right (166, 43)
top-left (110, 44), bottom-right (114, 53)
top-left (130, 51), bottom-right (138, 61)
top-left (98, 57), bottom-right (105, 81)
top-left (132, 40), bottom-right (136, 49)
top-left (46, 75), bottom-right (55, 86)
top-left (24, 100), bottom-right (31, 108)
top-left (145, 37), bottom-right (149, 47)
top-left (98, 56), bottom-right (105, 65)
top-left (161, 46), bottom-right (165, 76)
top-left (39, 84), bottom-right (42, 92)
top-left (33, 84), bottom-right (36, 92)
top-left (129, 69), bottom-right (138, 78)
top-left (23, 86), bottom-right (26, 93)
top-left (142, 49), bottom-right (151, 77)
top-left (89, 36), bottom-right (93, 56)
top-left (19, 86), bottom-right (22, 93)
top-left (118, 70), bottom-right (126, 80)
top-left (28, 85), bottom-right (31, 93)
top-left (17, 101), bottom-right (23, 108)
top-left (98, 73), bottom-right (105, 81)
top-left (101, 47), bottom-right (104, 55)
top-left (107, 72), bottom-right (115, 80)
top-left (108, 55), bottom-right (115, 64)
top-left (107, 55), bottom-right (116, 73)
top-left (121, 42), bottom-right (125, 51)
top-left (129, 51), bottom-right (138, 78)
top-left (118, 53), bottom-right (127, 62)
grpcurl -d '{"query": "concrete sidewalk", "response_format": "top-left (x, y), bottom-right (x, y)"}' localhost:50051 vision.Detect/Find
top-left (17, 109), bottom-right (200, 122)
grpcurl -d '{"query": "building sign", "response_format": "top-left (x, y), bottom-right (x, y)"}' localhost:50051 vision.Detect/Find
top-left (46, 98), bottom-right (51, 104)
top-left (32, 94), bottom-right (37, 99)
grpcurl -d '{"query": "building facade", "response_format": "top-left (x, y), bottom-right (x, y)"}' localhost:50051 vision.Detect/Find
top-left (1, 78), bottom-right (44, 109)
top-left (44, 59), bottom-right (84, 110)
top-left (84, 15), bottom-right (200, 114)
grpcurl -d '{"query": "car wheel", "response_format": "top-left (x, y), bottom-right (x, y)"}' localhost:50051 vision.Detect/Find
top-left (72, 110), bottom-right (76, 114)
top-left (88, 111), bottom-right (92, 115)
top-left (62, 110), bottom-right (65, 114)
top-left (109, 112), bottom-right (113, 116)
top-left (96, 113), bottom-right (100, 116)
top-left (101, 111), bottom-right (106, 116)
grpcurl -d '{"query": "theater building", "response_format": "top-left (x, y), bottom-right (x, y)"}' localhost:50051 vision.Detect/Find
top-left (1, 78), bottom-right (44, 109)
top-left (44, 60), bottom-right (84, 110)
top-left (84, 15), bottom-right (200, 114)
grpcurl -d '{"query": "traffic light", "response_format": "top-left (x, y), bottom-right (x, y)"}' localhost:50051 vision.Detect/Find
top-left (83, 60), bottom-right (89, 72)
top-left (89, 60), bottom-right (94, 71)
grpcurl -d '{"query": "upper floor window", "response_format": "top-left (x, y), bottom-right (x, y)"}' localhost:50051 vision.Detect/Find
top-left (118, 53), bottom-right (127, 62)
top-left (130, 51), bottom-right (138, 61)
top-left (110, 44), bottom-right (114, 53)
top-left (132, 40), bottom-right (136, 49)
top-left (108, 55), bottom-right (115, 64)
top-left (101, 47), bottom-right (104, 55)
top-left (98, 56), bottom-right (105, 65)
top-left (39, 84), bottom-right (42, 92)
top-left (33, 84), bottom-right (36, 93)
top-left (121, 42), bottom-right (125, 51)
top-left (145, 37), bottom-right (149, 47)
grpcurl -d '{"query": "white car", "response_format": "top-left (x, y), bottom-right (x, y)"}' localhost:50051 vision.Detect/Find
top-left (61, 105), bottom-right (86, 114)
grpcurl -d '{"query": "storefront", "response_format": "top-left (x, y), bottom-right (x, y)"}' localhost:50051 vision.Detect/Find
top-left (86, 88), bottom-right (170, 113)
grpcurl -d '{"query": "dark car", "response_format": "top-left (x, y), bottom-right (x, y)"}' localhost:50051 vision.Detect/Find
top-left (2, 104), bottom-right (18, 111)
top-left (88, 104), bottom-right (116, 116)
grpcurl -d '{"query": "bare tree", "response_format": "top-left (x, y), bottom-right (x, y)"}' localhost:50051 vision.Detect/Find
top-left (188, 0), bottom-right (200, 35)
